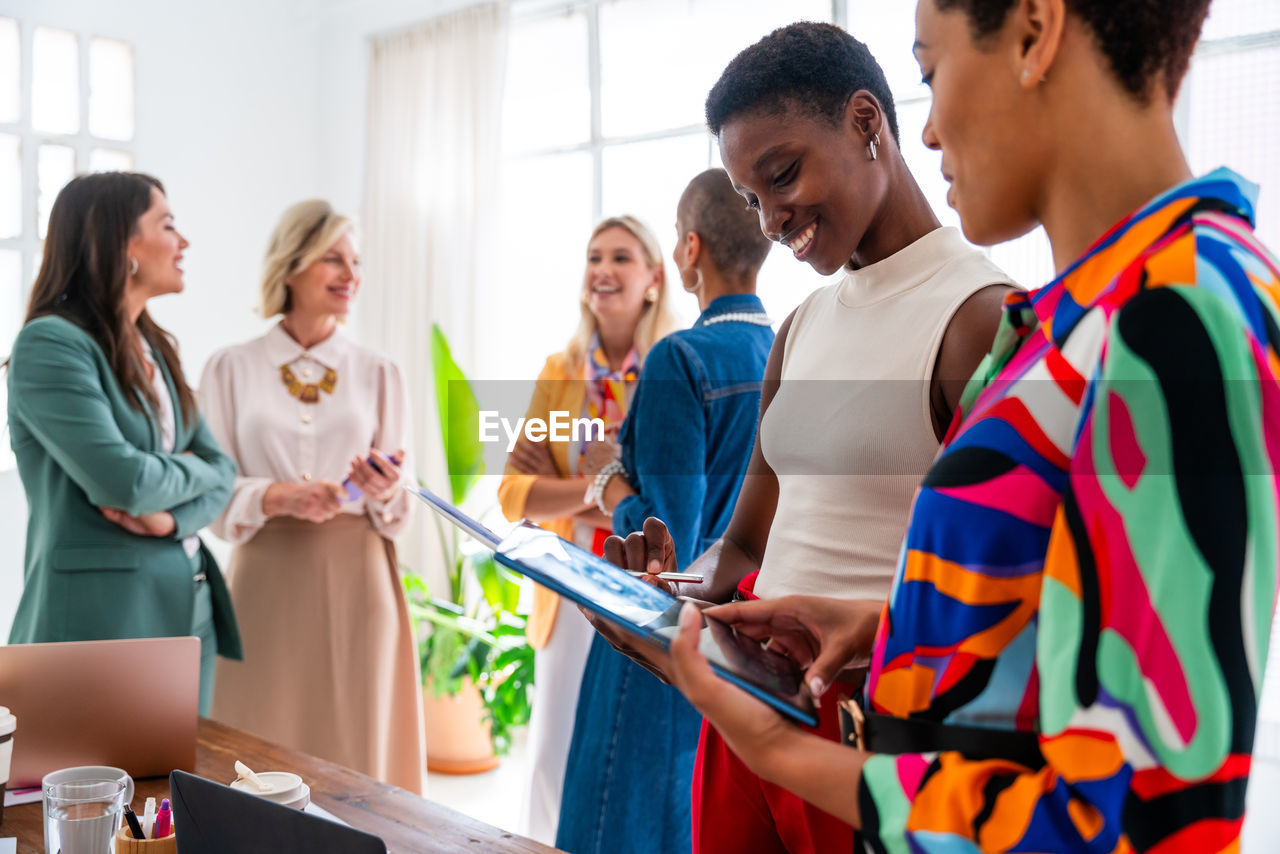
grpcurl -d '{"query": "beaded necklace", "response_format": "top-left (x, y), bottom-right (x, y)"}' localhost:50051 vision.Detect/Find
top-left (701, 312), bottom-right (773, 327)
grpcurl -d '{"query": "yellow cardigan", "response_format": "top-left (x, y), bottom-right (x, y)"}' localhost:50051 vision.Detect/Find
top-left (496, 352), bottom-right (586, 649)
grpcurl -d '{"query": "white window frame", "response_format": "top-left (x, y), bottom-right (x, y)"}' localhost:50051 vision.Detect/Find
top-left (508, 0), bottom-right (849, 221)
top-left (0, 18), bottom-right (138, 293)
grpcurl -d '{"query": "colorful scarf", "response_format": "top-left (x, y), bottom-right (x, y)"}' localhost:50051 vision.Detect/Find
top-left (581, 332), bottom-right (639, 552)
top-left (582, 332), bottom-right (639, 440)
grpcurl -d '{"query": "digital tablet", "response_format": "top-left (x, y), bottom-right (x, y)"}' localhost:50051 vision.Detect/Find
top-left (407, 486), bottom-right (817, 727)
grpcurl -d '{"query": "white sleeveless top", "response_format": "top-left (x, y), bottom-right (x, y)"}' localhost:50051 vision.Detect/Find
top-left (753, 226), bottom-right (1014, 601)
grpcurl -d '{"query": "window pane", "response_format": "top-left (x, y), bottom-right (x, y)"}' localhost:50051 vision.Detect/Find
top-left (0, 248), bottom-right (18, 471)
top-left (600, 0), bottom-right (830, 139)
top-left (89, 38), bottom-right (134, 141)
top-left (90, 148), bottom-right (133, 173)
top-left (1185, 45), bottom-right (1280, 254)
top-left (988, 227), bottom-right (1054, 291)
top-left (1201, 0), bottom-right (1280, 42)
top-left (0, 18), bottom-right (18, 124)
top-left (0, 133), bottom-right (18, 239)
top-left (488, 151), bottom-right (594, 380)
top-left (38, 144), bottom-right (75, 239)
top-left (33, 27), bottom-right (79, 135)
top-left (601, 132), bottom-right (711, 285)
top-left (849, 3), bottom-right (929, 102)
top-left (894, 99), bottom-right (958, 232)
top-left (0, 247), bottom-right (20, 347)
top-left (502, 12), bottom-right (589, 153)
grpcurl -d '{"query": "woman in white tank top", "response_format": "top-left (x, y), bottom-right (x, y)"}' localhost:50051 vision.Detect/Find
top-left (589, 22), bottom-right (1018, 854)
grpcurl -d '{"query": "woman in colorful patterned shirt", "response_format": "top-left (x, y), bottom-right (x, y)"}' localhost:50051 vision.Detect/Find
top-left (628, 1), bottom-right (1280, 851)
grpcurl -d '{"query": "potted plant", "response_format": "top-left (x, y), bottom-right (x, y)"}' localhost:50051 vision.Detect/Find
top-left (404, 324), bottom-right (534, 772)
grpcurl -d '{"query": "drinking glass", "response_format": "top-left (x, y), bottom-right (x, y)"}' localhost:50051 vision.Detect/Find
top-left (43, 778), bottom-right (126, 854)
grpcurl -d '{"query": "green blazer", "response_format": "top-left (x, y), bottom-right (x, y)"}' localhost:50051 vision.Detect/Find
top-left (6, 315), bottom-right (242, 659)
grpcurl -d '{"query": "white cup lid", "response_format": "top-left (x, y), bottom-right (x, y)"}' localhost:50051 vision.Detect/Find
top-left (229, 771), bottom-right (302, 803)
top-left (0, 706), bottom-right (14, 737)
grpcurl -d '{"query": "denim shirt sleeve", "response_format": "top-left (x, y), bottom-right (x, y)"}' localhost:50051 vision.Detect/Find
top-left (613, 337), bottom-right (706, 569)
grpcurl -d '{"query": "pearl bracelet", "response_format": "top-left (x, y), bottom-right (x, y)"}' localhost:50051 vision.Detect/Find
top-left (591, 460), bottom-right (627, 517)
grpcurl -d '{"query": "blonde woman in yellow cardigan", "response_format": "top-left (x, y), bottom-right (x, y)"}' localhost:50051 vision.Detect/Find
top-left (499, 215), bottom-right (678, 845)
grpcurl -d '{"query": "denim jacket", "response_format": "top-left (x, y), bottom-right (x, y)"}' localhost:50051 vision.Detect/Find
top-left (614, 293), bottom-right (774, 567)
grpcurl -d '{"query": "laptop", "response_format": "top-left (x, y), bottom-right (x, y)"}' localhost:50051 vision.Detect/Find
top-left (0, 636), bottom-right (200, 788)
top-left (169, 770), bottom-right (386, 853)
top-left (407, 486), bottom-right (818, 727)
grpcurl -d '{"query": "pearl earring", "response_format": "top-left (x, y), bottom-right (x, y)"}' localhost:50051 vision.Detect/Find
top-left (867, 133), bottom-right (880, 161)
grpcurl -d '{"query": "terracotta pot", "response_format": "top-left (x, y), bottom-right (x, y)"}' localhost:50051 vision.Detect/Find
top-left (422, 677), bottom-right (499, 775)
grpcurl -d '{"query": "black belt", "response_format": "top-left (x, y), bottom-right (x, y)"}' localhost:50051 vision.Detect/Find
top-left (839, 704), bottom-right (1045, 770)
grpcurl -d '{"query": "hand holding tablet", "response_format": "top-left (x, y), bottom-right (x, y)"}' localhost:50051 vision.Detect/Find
top-left (406, 486), bottom-right (817, 726)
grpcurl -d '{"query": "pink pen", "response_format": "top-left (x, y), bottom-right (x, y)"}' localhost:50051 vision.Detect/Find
top-left (154, 798), bottom-right (172, 838)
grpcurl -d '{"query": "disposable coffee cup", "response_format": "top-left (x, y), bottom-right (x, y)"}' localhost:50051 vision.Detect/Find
top-left (0, 706), bottom-right (15, 824)
top-left (229, 771), bottom-right (309, 810)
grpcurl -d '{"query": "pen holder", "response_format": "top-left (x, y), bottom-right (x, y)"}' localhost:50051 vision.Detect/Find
top-left (115, 825), bottom-right (177, 854)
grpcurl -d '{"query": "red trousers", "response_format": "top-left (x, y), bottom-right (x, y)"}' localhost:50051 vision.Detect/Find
top-left (691, 570), bottom-right (857, 854)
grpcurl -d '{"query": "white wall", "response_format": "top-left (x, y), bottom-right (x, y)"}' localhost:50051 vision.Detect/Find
top-left (0, 0), bottom-right (474, 639)
top-left (310, 0), bottom-right (478, 340)
top-left (0, 0), bottom-right (334, 372)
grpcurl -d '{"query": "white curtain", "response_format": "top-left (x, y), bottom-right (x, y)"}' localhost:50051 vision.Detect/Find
top-left (361, 3), bottom-right (509, 590)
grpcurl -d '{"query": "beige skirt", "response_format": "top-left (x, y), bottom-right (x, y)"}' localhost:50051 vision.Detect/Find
top-left (211, 514), bottom-right (425, 794)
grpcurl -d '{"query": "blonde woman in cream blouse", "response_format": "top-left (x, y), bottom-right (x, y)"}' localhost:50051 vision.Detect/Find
top-left (199, 200), bottom-right (424, 794)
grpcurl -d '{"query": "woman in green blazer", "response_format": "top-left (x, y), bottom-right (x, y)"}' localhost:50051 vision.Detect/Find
top-left (6, 172), bottom-right (240, 714)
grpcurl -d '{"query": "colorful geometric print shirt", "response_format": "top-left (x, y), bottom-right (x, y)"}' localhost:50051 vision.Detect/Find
top-left (859, 169), bottom-right (1280, 853)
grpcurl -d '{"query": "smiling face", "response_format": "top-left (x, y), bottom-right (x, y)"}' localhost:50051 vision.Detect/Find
top-left (286, 231), bottom-right (361, 319)
top-left (718, 99), bottom-right (889, 276)
top-left (914, 0), bottom-right (1048, 246)
top-left (126, 187), bottom-right (188, 301)
top-left (583, 226), bottom-right (660, 326)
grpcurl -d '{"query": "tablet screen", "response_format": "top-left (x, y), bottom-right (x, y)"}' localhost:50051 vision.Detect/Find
top-left (495, 523), bottom-right (816, 726)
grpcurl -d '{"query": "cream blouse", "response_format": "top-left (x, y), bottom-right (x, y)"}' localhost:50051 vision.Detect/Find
top-left (198, 323), bottom-right (414, 546)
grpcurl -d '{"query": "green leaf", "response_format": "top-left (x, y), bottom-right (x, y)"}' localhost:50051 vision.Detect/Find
top-left (424, 628), bottom-right (466, 697)
top-left (472, 553), bottom-right (522, 614)
top-left (431, 323), bottom-right (485, 506)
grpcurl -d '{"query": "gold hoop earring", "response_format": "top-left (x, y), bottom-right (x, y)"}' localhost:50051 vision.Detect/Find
top-left (645, 287), bottom-right (659, 303)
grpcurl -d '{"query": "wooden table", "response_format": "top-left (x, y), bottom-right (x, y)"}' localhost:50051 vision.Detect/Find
top-left (3, 717), bottom-right (560, 853)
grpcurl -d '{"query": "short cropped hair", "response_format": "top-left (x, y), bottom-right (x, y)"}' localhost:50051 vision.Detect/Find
top-left (935, 0), bottom-right (1211, 101)
top-left (677, 168), bottom-right (771, 280)
top-left (705, 22), bottom-right (899, 143)
top-left (260, 200), bottom-right (354, 317)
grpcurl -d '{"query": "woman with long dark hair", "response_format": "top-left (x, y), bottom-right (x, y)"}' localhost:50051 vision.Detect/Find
top-left (630, 1), bottom-right (1280, 850)
top-left (6, 172), bottom-right (240, 715)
